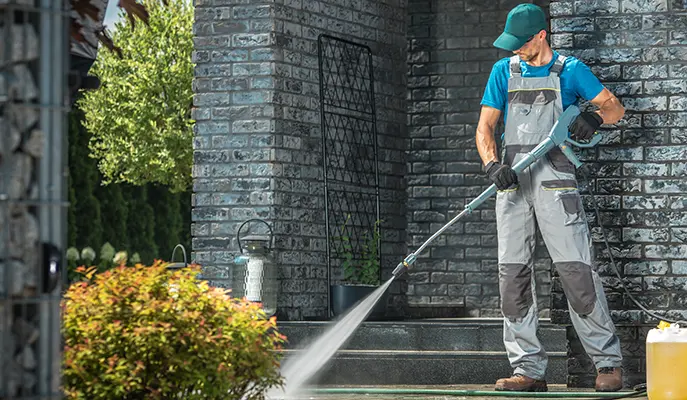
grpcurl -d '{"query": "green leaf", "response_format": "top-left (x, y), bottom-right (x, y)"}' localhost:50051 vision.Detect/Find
top-left (78, 0), bottom-right (194, 193)
top-left (63, 260), bottom-right (285, 399)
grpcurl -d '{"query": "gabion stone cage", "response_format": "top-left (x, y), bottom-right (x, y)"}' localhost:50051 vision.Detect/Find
top-left (1, 0), bottom-right (68, 398)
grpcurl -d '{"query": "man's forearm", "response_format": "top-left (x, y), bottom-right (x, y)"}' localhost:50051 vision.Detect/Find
top-left (594, 92), bottom-right (625, 125)
top-left (476, 125), bottom-right (499, 167)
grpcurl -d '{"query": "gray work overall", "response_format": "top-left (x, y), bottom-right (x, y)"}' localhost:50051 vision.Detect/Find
top-left (496, 54), bottom-right (622, 380)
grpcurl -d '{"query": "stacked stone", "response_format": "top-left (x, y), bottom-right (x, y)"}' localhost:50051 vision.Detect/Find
top-left (0, 10), bottom-right (43, 397)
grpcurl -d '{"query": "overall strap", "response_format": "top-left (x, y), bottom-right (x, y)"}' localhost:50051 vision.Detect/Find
top-left (549, 54), bottom-right (567, 76)
top-left (509, 55), bottom-right (521, 77)
top-left (509, 54), bottom-right (567, 77)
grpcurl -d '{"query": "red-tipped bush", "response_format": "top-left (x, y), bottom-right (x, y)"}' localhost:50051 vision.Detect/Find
top-left (62, 261), bottom-right (285, 399)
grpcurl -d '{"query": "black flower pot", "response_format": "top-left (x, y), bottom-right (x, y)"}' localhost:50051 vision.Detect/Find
top-left (330, 284), bottom-right (388, 320)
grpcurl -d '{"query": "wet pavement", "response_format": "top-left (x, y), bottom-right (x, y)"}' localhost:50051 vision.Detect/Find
top-left (281, 384), bottom-right (648, 400)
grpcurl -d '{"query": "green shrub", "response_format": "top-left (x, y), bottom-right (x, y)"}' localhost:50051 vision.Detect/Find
top-left (336, 215), bottom-right (382, 286)
top-left (79, 0), bottom-right (194, 192)
top-left (66, 243), bottom-right (137, 282)
top-left (62, 261), bottom-right (285, 399)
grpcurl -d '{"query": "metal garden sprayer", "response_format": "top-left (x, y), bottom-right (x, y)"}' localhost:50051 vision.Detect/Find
top-left (392, 104), bottom-right (599, 279)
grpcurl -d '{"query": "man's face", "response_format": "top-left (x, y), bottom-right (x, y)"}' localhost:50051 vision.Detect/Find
top-left (513, 31), bottom-right (543, 61)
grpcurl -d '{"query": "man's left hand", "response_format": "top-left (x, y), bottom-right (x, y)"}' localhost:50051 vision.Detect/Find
top-left (569, 112), bottom-right (603, 141)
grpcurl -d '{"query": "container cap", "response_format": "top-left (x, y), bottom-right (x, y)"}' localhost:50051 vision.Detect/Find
top-left (647, 321), bottom-right (687, 343)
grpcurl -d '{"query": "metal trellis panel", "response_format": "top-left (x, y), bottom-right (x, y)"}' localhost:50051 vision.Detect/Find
top-left (317, 34), bottom-right (381, 317)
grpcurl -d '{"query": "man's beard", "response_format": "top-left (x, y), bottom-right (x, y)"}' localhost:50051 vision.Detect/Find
top-left (518, 50), bottom-right (538, 62)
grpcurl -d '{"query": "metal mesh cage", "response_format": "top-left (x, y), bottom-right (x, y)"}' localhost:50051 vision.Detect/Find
top-left (1, 0), bottom-right (68, 398)
top-left (317, 34), bottom-right (381, 301)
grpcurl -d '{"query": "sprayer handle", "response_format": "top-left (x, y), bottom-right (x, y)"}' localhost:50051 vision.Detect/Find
top-left (566, 133), bottom-right (603, 149)
top-left (558, 143), bottom-right (582, 169)
top-left (559, 133), bottom-right (603, 169)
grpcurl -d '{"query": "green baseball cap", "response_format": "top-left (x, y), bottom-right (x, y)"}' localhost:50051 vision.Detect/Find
top-left (493, 3), bottom-right (548, 51)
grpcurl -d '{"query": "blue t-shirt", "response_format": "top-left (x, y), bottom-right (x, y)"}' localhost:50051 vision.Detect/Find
top-left (480, 50), bottom-right (605, 124)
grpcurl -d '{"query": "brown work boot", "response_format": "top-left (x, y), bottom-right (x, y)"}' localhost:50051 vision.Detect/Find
top-left (495, 373), bottom-right (548, 392)
top-left (595, 367), bottom-right (623, 392)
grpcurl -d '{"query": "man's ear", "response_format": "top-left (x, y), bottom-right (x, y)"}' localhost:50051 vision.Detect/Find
top-left (540, 30), bottom-right (548, 41)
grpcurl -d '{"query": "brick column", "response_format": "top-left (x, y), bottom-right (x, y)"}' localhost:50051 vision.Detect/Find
top-left (191, 0), bottom-right (279, 288)
top-left (192, 0), bottom-right (408, 321)
top-left (550, 0), bottom-right (687, 387)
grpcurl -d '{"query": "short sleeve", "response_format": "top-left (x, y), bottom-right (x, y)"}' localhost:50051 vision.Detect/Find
top-left (480, 59), bottom-right (508, 111)
top-left (570, 60), bottom-right (604, 101)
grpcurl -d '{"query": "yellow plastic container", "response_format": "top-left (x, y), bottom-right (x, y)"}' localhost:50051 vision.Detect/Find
top-left (646, 322), bottom-right (687, 400)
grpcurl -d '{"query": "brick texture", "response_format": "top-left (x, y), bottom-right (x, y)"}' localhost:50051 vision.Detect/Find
top-left (549, 0), bottom-right (687, 388)
top-left (192, 0), bottom-right (687, 385)
top-left (405, 0), bottom-right (552, 318)
top-left (192, 0), bottom-right (408, 321)
top-left (191, 0), bottom-right (279, 292)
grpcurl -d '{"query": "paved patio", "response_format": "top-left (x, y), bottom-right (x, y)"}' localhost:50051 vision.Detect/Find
top-left (283, 385), bottom-right (647, 400)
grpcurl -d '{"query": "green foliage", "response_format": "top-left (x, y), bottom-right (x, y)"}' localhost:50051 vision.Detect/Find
top-left (124, 185), bottom-right (158, 264)
top-left (68, 108), bottom-right (103, 249)
top-left (62, 262), bottom-right (285, 400)
top-left (68, 106), bottom-right (79, 249)
top-left (66, 248), bottom-right (80, 263)
top-left (100, 242), bottom-right (116, 264)
top-left (149, 185), bottom-right (182, 260)
top-left (178, 191), bottom-right (192, 254)
top-left (79, 0), bottom-right (194, 192)
top-left (337, 216), bottom-right (382, 286)
top-left (94, 182), bottom-right (130, 251)
top-left (67, 175), bottom-right (78, 248)
top-left (66, 122), bottom-right (192, 270)
top-left (81, 247), bottom-right (96, 264)
top-left (66, 242), bottom-right (142, 282)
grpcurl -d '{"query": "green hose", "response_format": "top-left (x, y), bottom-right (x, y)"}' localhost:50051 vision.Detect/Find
top-left (311, 387), bottom-right (646, 399)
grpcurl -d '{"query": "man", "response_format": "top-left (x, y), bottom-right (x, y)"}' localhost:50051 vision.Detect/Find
top-left (476, 3), bottom-right (626, 393)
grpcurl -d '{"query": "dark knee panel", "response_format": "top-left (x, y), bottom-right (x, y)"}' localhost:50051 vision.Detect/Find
top-left (499, 263), bottom-right (533, 318)
top-left (554, 261), bottom-right (597, 316)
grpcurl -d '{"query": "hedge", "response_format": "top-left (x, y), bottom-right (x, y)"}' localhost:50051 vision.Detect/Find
top-left (67, 107), bottom-right (191, 265)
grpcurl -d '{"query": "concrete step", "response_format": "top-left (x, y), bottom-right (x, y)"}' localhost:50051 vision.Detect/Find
top-left (280, 349), bottom-right (568, 385)
top-left (278, 318), bottom-right (567, 352)
top-left (276, 318), bottom-right (568, 385)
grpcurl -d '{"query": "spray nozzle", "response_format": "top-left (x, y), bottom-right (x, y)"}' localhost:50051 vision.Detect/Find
top-left (392, 253), bottom-right (417, 278)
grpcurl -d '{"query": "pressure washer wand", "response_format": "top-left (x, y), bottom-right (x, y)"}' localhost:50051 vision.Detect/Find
top-left (392, 105), bottom-right (601, 278)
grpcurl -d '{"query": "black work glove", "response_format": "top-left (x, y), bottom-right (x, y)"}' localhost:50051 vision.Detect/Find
top-left (569, 112), bottom-right (603, 141)
top-left (484, 161), bottom-right (518, 190)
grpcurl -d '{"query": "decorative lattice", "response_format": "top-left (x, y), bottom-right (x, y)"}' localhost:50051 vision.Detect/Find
top-left (317, 34), bottom-right (380, 284)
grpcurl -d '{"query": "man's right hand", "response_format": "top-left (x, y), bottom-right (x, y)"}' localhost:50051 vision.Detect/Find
top-left (484, 161), bottom-right (518, 190)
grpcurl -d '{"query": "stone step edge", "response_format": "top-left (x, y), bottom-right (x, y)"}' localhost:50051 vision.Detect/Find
top-left (280, 349), bottom-right (568, 358)
top-left (277, 318), bottom-right (563, 327)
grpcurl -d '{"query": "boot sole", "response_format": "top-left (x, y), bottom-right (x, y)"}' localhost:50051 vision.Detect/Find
top-left (595, 387), bottom-right (622, 392)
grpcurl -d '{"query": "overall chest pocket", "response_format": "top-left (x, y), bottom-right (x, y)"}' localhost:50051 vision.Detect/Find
top-left (508, 88), bottom-right (558, 106)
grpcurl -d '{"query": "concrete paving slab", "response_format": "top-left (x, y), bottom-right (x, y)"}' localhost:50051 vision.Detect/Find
top-left (279, 384), bottom-right (647, 400)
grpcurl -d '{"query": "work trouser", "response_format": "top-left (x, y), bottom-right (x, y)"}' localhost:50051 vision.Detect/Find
top-left (495, 152), bottom-right (623, 380)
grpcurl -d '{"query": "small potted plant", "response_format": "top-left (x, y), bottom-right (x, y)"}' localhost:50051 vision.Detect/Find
top-left (330, 216), bottom-right (387, 319)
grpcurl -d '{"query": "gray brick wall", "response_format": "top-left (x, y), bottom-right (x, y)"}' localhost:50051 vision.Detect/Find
top-left (549, 0), bottom-right (687, 387)
top-left (192, 0), bottom-right (408, 321)
top-left (191, 0), bottom-right (279, 289)
top-left (405, 0), bottom-right (552, 318)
